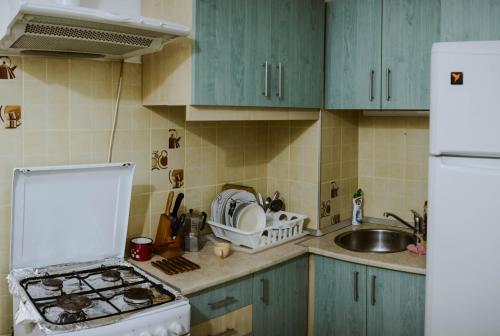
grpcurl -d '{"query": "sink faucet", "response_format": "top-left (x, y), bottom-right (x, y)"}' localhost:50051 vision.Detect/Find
top-left (383, 210), bottom-right (421, 243)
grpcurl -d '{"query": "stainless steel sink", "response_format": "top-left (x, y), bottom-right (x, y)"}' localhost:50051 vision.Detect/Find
top-left (335, 228), bottom-right (415, 253)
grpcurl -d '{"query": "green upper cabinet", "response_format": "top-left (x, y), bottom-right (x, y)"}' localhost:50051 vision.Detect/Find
top-left (440, 0), bottom-right (500, 41)
top-left (314, 256), bottom-right (367, 336)
top-left (325, 0), bottom-right (440, 110)
top-left (381, 0), bottom-right (441, 109)
top-left (193, 0), bottom-right (324, 108)
top-left (325, 0), bottom-right (382, 110)
top-left (367, 267), bottom-right (426, 336)
top-left (252, 256), bottom-right (308, 336)
top-left (279, 0), bottom-right (325, 108)
top-left (193, 0), bottom-right (269, 107)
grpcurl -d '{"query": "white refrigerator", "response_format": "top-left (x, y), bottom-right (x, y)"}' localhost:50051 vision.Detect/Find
top-left (427, 41), bottom-right (500, 335)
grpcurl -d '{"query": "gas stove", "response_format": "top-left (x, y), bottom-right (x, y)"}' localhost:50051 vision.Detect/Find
top-left (10, 259), bottom-right (190, 335)
top-left (20, 264), bottom-right (176, 325)
top-left (8, 164), bottom-right (190, 336)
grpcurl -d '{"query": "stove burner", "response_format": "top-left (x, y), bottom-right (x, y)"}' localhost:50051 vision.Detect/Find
top-left (123, 287), bottom-right (152, 306)
top-left (102, 269), bottom-right (121, 282)
top-left (56, 294), bottom-right (92, 314)
top-left (41, 278), bottom-right (63, 291)
top-left (57, 310), bottom-right (87, 324)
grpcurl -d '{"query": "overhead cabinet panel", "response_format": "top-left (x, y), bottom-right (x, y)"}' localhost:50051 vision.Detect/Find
top-left (325, 0), bottom-right (440, 110)
top-left (440, 0), bottom-right (500, 41)
top-left (193, 0), bottom-right (269, 106)
top-left (286, 0), bottom-right (325, 108)
top-left (325, 0), bottom-right (382, 110)
top-left (193, 0), bottom-right (324, 108)
top-left (381, 0), bottom-right (441, 109)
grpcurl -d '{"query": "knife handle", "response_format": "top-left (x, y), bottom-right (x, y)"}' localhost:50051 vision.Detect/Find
top-left (165, 191), bottom-right (174, 215)
top-left (171, 193), bottom-right (184, 218)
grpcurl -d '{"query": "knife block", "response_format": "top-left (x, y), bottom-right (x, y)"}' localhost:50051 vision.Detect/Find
top-left (153, 215), bottom-right (182, 259)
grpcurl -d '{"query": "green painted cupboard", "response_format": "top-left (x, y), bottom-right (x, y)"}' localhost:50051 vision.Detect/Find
top-left (325, 0), bottom-right (440, 110)
top-left (367, 266), bottom-right (426, 336)
top-left (313, 256), bottom-right (425, 336)
top-left (252, 255), bottom-right (309, 336)
top-left (440, 0), bottom-right (500, 41)
top-left (188, 256), bottom-right (308, 335)
top-left (314, 257), bottom-right (367, 336)
top-left (324, 0), bottom-right (382, 110)
top-left (193, 0), bottom-right (325, 108)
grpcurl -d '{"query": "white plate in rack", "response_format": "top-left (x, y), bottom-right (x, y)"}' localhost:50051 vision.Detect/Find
top-left (235, 203), bottom-right (266, 232)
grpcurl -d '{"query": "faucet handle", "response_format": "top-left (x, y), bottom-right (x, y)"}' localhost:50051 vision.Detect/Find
top-left (411, 209), bottom-right (421, 219)
top-left (411, 210), bottom-right (422, 234)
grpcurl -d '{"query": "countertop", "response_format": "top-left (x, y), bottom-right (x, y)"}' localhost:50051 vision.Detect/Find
top-left (301, 224), bottom-right (426, 275)
top-left (132, 224), bottom-right (426, 295)
top-left (131, 238), bottom-right (309, 295)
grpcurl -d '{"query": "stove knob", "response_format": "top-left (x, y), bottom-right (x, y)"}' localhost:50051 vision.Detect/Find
top-left (166, 322), bottom-right (186, 336)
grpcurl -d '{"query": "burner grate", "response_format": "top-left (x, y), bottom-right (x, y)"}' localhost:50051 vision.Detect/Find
top-left (19, 265), bottom-right (176, 326)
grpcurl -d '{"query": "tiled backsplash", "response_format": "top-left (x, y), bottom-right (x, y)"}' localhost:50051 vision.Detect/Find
top-left (320, 111), bottom-right (359, 229)
top-left (358, 115), bottom-right (429, 222)
top-left (320, 112), bottom-right (429, 227)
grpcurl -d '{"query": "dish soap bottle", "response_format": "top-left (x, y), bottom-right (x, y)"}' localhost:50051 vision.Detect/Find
top-left (352, 188), bottom-right (364, 225)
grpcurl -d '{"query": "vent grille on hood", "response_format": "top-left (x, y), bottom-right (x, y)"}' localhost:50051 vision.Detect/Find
top-left (12, 34), bottom-right (145, 56)
top-left (23, 23), bottom-right (153, 47)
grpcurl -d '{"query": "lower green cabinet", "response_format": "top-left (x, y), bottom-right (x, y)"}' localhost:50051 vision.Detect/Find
top-left (188, 256), bottom-right (308, 336)
top-left (367, 267), bottom-right (425, 336)
top-left (314, 257), bottom-right (367, 336)
top-left (313, 255), bottom-right (425, 336)
top-left (252, 256), bottom-right (309, 336)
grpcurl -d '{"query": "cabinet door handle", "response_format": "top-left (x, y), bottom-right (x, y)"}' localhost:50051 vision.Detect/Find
top-left (262, 61), bottom-right (270, 97)
top-left (208, 328), bottom-right (237, 336)
top-left (277, 62), bottom-right (283, 98)
top-left (207, 296), bottom-right (237, 310)
top-left (386, 68), bottom-right (391, 101)
top-left (371, 275), bottom-right (377, 306)
top-left (260, 278), bottom-right (269, 305)
top-left (353, 271), bottom-right (359, 302)
top-left (369, 69), bottom-right (375, 102)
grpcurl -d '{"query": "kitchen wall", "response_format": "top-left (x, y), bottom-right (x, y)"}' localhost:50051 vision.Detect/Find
top-left (358, 115), bottom-right (429, 222)
top-left (0, 56), bottom-right (321, 335)
top-left (0, 56), bottom-right (147, 335)
top-left (319, 110), bottom-right (359, 229)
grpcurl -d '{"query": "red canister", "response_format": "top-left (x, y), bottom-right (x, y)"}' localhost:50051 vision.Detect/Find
top-left (130, 237), bottom-right (153, 261)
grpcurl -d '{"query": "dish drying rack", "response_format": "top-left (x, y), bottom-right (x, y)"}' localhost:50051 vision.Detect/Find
top-left (207, 211), bottom-right (308, 254)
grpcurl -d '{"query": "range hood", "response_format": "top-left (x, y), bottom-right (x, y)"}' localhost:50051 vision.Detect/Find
top-left (0, 0), bottom-right (190, 59)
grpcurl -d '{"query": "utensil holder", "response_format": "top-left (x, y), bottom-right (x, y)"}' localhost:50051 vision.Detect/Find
top-left (153, 224), bottom-right (182, 259)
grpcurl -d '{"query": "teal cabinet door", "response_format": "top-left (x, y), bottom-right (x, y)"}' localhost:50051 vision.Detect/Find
top-left (274, 0), bottom-right (324, 108)
top-left (441, 0), bottom-right (500, 41)
top-left (381, 0), bottom-right (440, 110)
top-left (252, 256), bottom-right (308, 336)
top-left (193, 0), bottom-right (323, 108)
top-left (193, 0), bottom-right (271, 106)
top-left (325, 0), bottom-right (382, 110)
top-left (367, 267), bottom-right (425, 336)
top-left (313, 256), bottom-right (367, 336)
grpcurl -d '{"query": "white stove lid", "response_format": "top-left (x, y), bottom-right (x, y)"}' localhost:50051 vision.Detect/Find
top-left (10, 163), bottom-right (135, 269)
